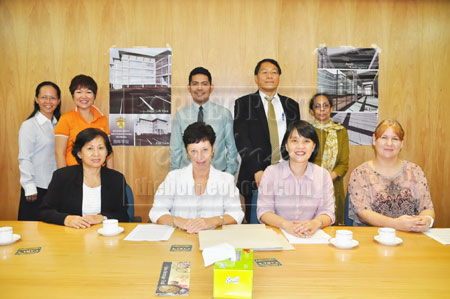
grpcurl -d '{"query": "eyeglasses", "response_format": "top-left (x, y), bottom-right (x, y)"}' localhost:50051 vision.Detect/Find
top-left (313, 103), bottom-right (330, 109)
top-left (38, 96), bottom-right (58, 101)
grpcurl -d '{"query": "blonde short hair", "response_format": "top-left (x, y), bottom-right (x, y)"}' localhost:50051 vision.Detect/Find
top-left (373, 119), bottom-right (405, 141)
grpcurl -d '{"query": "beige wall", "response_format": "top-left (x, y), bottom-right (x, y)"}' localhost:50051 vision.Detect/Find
top-left (1, 0), bottom-right (449, 226)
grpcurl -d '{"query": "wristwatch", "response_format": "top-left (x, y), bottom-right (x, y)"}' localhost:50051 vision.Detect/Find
top-left (219, 215), bottom-right (224, 226)
top-left (103, 216), bottom-right (108, 221)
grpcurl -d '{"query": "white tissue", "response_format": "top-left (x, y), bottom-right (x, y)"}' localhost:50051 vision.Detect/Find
top-left (202, 242), bottom-right (236, 267)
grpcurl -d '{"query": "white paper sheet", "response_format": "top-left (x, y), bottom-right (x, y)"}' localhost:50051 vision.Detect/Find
top-left (423, 228), bottom-right (450, 245)
top-left (202, 243), bottom-right (236, 267)
top-left (124, 224), bottom-right (175, 241)
top-left (281, 228), bottom-right (331, 244)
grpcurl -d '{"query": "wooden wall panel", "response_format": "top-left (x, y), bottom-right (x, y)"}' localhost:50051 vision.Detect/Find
top-left (1, 0), bottom-right (449, 226)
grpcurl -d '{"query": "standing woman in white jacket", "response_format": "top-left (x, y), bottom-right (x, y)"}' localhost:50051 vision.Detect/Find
top-left (18, 81), bottom-right (61, 220)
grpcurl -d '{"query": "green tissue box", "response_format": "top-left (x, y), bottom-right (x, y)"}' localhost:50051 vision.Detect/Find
top-left (213, 249), bottom-right (253, 299)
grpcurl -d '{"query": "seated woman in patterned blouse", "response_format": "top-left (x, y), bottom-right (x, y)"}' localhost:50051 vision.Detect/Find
top-left (348, 119), bottom-right (435, 232)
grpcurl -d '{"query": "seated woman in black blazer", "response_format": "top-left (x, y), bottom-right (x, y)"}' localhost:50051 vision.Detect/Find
top-left (40, 128), bottom-right (129, 228)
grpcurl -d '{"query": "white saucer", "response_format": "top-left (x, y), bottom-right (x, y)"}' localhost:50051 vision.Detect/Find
top-left (97, 227), bottom-right (124, 237)
top-left (374, 235), bottom-right (403, 246)
top-left (329, 238), bottom-right (359, 249)
top-left (0, 234), bottom-right (21, 246)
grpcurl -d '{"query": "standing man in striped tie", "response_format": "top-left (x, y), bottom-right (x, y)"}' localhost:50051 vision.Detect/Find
top-left (234, 59), bottom-right (301, 223)
top-left (170, 67), bottom-right (238, 175)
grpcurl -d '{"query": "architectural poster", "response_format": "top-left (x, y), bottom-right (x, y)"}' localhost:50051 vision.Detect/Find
top-left (109, 48), bottom-right (172, 146)
top-left (317, 47), bottom-right (379, 145)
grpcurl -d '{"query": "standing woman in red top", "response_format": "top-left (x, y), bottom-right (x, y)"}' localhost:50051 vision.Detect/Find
top-left (55, 74), bottom-right (113, 168)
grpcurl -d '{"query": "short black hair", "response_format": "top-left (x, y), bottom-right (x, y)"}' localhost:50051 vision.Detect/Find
top-left (182, 122), bottom-right (216, 148)
top-left (188, 67), bottom-right (212, 84)
top-left (281, 120), bottom-right (320, 162)
top-left (27, 81), bottom-right (62, 120)
top-left (72, 128), bottom-right (112, 165)
top-left (69, 74), bottom-right (98, 97)
top-left (309, 93), bottom-right (333, 110)
top-left (254, 59), bottom-right (282, 75)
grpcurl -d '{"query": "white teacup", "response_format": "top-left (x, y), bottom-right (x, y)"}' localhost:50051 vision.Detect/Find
top-left (378, 227), bottom-right (396, 243)
top-left (0, 226), bottom-right (13, 243)
top-left (335, 230), bottom-right (353, 246)
top-left (103, 219), bottom-right (119, 234)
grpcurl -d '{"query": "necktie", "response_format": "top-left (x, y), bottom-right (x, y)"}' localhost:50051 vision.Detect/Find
top-left (198, 106), bottom-right (204, 122)
top-left (265, 96), bottom-right (280, 164)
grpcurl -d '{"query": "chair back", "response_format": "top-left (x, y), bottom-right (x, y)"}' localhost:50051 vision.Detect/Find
top-left (344, 193), bottom-right (353, 226)
top-left (250, 190), bottom-right (260, 224)
top-left (126, 184), bottom-right (135, 221)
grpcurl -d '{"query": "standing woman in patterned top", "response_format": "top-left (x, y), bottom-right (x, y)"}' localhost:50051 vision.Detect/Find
top-left (18, 81), bottom-right (61, 220)
top-left (310, 93), bottom-right (349, 225)
top-left (348, 119), bottom-right (435, 231)
top-left (54, 74), bottom-right (113, 169)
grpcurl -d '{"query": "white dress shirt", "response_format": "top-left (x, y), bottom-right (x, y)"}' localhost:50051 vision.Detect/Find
top-left (82, 184), bottom-right (101, 216)
top-left (149, 164), bottom-right (244, 224)
top-left (259, 90), bottom-right (286, 163)
top-left (18, 112), bottom-right (58, 196)
top-left (169, 101), bottom-right (238, 174)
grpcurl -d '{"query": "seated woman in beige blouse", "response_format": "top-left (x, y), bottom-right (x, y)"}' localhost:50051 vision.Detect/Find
top-left (348, 119), bottom-right (435, 232)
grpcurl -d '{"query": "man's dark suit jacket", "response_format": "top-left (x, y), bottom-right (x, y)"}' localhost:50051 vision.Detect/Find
top-left (39, 165), bottom-right (129, 225)
top-left (234, 91), bottom-right (301, 199)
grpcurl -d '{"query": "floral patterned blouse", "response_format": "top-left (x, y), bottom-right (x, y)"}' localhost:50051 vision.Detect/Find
top-left (348, 161), bottom-right (433, 226)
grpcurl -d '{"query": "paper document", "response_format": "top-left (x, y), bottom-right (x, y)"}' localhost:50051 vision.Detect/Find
top-left (222, 224), bottom-right (266, 230)
top-left (424, 228), bottom-right (450, 245)
top-left (281, 229), bottom-right (331, 244)
top-left (124, 224), bottom-right (175, 241)
top-left (199, 226), bottom-right (294, 251)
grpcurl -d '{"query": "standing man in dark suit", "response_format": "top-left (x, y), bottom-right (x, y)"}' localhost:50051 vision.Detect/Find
top-left (234, 59), bottom-right (301, 223)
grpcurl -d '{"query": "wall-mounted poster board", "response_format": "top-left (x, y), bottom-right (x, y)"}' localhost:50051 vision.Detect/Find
top-left (318, 47), bottom-right (379, 145)
top-left (109, 48), bottom-right (172, 146)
